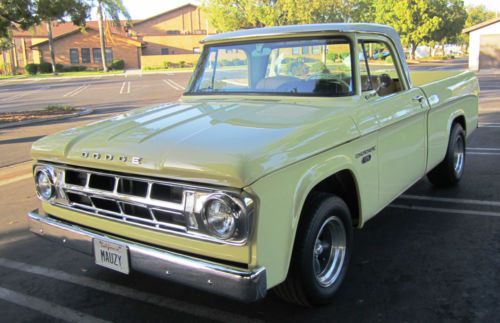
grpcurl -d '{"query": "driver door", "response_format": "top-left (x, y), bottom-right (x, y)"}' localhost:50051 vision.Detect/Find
top-left (358, 37), bottom-right (430, 207)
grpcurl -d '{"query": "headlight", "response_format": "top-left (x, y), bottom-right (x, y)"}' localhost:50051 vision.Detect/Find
top-left (202, 194), bottom-right (242, 240)
top-left (35, 168), bottom-right (54, 200)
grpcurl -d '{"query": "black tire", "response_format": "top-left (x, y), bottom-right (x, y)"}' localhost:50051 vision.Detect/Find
top-left (427, 123), bottom-right (466, 187)
top-left (273, 193), bottom-right (353, 306)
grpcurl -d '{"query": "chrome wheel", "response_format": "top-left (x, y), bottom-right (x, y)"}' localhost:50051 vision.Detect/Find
top-left (453, 135), bottom-right (465, 176)
top-left (313, 216), bottom-right (346, 287)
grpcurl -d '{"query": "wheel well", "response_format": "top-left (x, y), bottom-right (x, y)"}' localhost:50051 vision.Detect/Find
top-left (305, 170), bottom-right (360, 227)
top-left (453, 115), bottom-right (466, 133)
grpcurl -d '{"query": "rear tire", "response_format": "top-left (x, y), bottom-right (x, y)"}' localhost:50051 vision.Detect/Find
top-left (427, 123), bottom-right (466, 187)
top-left (273, 193), bottom-right (352, 306)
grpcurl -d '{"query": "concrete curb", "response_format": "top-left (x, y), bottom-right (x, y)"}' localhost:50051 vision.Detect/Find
top-left (0, 108), bottom-right (94, 129)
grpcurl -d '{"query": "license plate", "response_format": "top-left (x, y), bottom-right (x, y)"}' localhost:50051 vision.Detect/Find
top-left (93, 238), bottom-right (130, 274)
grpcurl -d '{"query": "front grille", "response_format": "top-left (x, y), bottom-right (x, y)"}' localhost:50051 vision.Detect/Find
top-left (57, 167), bottom-right (194, 233)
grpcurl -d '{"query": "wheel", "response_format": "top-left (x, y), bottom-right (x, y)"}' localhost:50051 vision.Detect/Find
top-left (274, 193), bottom-right (353, 306)
top-left (427, 123), bottom-right (466, 187)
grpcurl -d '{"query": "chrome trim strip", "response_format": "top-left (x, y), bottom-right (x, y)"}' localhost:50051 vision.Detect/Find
top-left (28, 210), bottom-right (267, 302)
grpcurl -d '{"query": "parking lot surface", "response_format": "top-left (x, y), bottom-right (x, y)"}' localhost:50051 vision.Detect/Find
top-left (0, 63), bottom-right (498, 322)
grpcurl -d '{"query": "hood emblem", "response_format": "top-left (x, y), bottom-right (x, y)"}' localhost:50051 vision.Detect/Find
top-left (81, 152), bottom-right (142, 165)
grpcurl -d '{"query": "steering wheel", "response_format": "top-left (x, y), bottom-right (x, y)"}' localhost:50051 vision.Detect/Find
top-left (307, 74), bottom-right (351, 92)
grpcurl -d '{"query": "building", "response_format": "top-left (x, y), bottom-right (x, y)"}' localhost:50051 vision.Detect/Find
top-left (1, 3), bottom-right (212, 73)
top-left (463, 17), bottom-right (500, 71)
top-left (32, 26), bottom-right (144, 69)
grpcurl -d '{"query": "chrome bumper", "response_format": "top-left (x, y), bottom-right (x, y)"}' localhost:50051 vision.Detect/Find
top-left (27, 210), bottom-right (267, 302)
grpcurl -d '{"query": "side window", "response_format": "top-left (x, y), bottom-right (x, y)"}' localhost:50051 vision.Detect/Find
top-left (358, 40), bottom-right (403, 96)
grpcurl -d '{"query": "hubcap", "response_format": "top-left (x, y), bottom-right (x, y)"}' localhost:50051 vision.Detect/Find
top-left (313, 216), bottom-right (346, 287)
top-left (453, 135), bottom-right (465, 176)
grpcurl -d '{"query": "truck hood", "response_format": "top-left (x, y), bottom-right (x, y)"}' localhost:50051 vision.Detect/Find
top-left (32, 98), bottom-right (359, 188)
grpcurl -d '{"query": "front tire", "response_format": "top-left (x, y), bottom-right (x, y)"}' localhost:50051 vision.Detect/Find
top-left (427, 123), bottom-right (466, 187)
top-left (274, 193), bottom-right (353, 306)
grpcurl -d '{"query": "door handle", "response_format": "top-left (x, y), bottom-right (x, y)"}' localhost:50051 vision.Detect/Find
top-left (412, 95), bottom-right (425, 103)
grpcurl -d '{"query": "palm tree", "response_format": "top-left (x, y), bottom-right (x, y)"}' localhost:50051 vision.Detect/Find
top-left (94, 0), bottom-right (130, 72)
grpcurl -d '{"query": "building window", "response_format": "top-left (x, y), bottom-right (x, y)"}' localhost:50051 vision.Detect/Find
top-left (161, 48), bottom-right (169, 55)
top-left (70, 48), bottom-right (79, 64)
top-left (193, 47), bottom-right (200, 54)
top-left (81, 48), bottom-right (90, 64)
top-left (312, 46), bottom-right (321, 55)
top-left (93, 48), bottom-right (102, 63)
top-left (302, 47), bottom-right (309, 55)
top-left (166, 30), bottom-right (180, 35)
top-left (292, 47), bottom-right (299, 55)
top-left (105, 48), bottom-right (113, 63)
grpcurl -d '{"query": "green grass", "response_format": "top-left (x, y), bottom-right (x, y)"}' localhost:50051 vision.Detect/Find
top-left (142, 67), bottom-right (194, 72)
top-left (34, 70), bottom-right (124, 77)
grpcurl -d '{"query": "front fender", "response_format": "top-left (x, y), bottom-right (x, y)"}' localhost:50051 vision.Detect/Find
top-left (246, 132), bottom-right (379, 288)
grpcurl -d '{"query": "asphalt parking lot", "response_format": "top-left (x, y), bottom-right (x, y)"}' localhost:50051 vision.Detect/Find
top-left (0, 71), bottom-right (191, 113)
top-left (0, 62), bottom-right (498, 322)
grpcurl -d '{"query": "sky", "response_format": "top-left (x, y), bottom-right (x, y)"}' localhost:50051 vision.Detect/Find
top-left (119, 0), bottom-right (499, 20)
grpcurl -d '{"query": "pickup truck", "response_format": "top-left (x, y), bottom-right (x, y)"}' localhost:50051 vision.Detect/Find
top-left (28, 23), bottom-right (479, 306)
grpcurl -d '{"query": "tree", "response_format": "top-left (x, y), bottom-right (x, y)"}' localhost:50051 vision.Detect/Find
top-left (202, 0), bottom-right (376, 32)
top-left (38, 0), bottom-right (89, 74)
top-left (429, 0), bottom-right (466, 54)
top-left (374, 0), bottom-right (442, 60)
top-left (0, 0), bottom-right (89, 75)
top-left (90, 0), bottom-right (130, 72)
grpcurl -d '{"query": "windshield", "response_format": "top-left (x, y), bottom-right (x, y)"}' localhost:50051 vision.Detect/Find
top-left (187, 37), bottom-right (354, 97)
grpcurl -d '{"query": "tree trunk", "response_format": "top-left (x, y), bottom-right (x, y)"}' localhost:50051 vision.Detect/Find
top-left (441, 44), bottom-right (445, 56)
top-left (8, 28), bottom-right (16, 75)
top-left (410, 43), bottom-right (417, 61)
top-left (46, 21), bottom-right (58, 75)
top-left (97, 2), bottom-right (108, 72)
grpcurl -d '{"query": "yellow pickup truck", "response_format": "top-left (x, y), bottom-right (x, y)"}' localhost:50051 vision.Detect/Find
top-left (28, 23), bottom-right (478, 306)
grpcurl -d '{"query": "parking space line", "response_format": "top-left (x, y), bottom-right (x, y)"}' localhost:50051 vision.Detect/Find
top-left (0, 258), bottom-right (261, 323)
top-left (0, 286), bottom-right (110, 323)
top-left (468, 147), bottom-right (500, 151)
top-left (479, 123), bottom-right (500, 128)
top-left (119, 81), bottom-right (131, 94)
top-left (400, 194), bottom-right (500, 207)
top-left (119, 81), bottom-right (126, 94)
top-left (168, 79), bottom-right (186, 90)
top-left (468, 152), bottom-right (500, 156)
top-left (389, 204), bottom-right (500, 217)
top-left (63, 84), bottom-right (90, 97)
top-left (163, 79), bottom-right (183, 91)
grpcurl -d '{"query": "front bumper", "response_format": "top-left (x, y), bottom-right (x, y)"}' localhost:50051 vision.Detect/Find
top-left (27, 210), bottom-right (267, 302)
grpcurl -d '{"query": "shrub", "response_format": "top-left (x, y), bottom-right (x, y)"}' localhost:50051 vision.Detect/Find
top-left (310, 61), bottom-right (328, 74)
top-left (385, 56), bottom-right (393, 64)
top-left (110, 59), bottom-right (124, 70)
top-left (62, 65), bottom-right (87, 72)
top-left (162, 61), bottom-right (170, 69)
top-left (55, 64), bottom-right (64, 72)
top-left (327, 52), bottom-right (338, 62)
top-left (39, 62), bottom-right (53, 73)
top-left (45, 104), bottom-right (75, 112)
top-left (25, 63), bottom-right (38, 75)
top-left (179, 60), bottom-right (186, 68)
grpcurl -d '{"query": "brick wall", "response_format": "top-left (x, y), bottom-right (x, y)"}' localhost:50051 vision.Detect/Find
top-left (141, 35), bottom-right (205, 55)
top-left (132, 5), bottom-right (210, 36)
top-left (37, 29), bottom-right (141, 69)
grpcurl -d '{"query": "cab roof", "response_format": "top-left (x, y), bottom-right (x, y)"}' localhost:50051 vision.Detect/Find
top-left (202, 23), bottom-right (401, 44)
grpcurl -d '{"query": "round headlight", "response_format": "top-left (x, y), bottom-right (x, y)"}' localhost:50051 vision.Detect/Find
top-left (203, 195), bottom-right (240, 240)
top-left (35, 169), bottom-right (54, 200)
